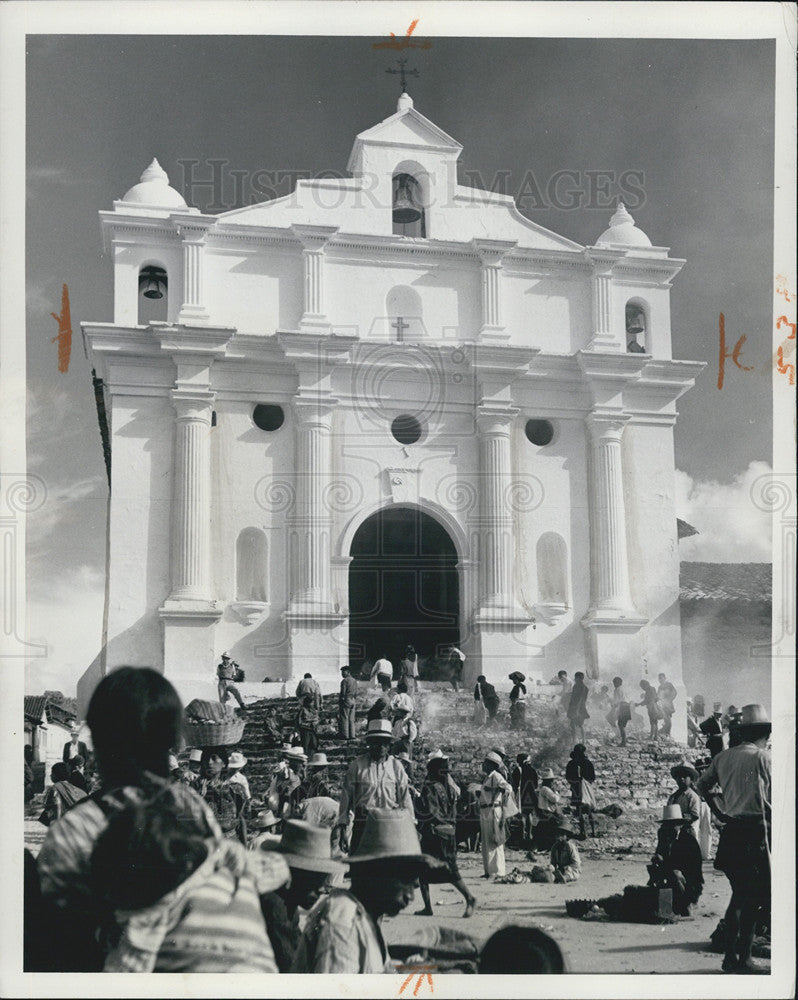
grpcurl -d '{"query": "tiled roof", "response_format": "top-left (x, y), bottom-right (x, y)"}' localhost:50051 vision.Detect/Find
top-left (680, 562), bottom-right (771, 602)
top-left (24, 695), bottom-right (77, 727)
top-left (24, 695), bottom-right (47, 722)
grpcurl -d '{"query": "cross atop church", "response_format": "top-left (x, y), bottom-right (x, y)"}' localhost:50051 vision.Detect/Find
top-left (386, 57), bottom-right (419, 93)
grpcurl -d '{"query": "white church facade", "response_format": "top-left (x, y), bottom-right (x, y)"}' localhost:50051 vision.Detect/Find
top-left (79, 89), bottom-right (703, 739)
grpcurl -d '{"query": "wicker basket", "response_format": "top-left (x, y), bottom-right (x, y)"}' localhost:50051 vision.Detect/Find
top-left (184, 717), bottom-right (245, 748)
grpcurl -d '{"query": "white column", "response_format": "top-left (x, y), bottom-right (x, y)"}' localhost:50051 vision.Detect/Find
top-left (476, 406), bottom-right (517, 609)
top-left (291, 400), bottom-right (333, 608)
top-left (586, 251), bottom-right (623, 351)
top-left (168, 391), bottom-right (214, 601)
top-left (292, 225), bottom-right (337, 333)
top-left (472, 239), bottom-right (516, 343)
top-left (177, 221), bottom-right (212, 323)
top-left (586, 412), bottom-right (634, 613)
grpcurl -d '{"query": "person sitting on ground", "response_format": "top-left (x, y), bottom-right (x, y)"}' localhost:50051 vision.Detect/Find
top-left (261, 819), bottom-right (345, 972)
top-left (416, 752), bottom-right (476, 919)
top-left (474, 675), bottom-right (500, 726)
top-left (531, 769), bottom-right (562, 852)
top-left (646, 804), bottom-right (704, 917)
top-left (508, 672), bottom-right (528, 730)
top-left (564, 744), bottom-right (596, 839)
top-left (39, 762), bottom-right (87, 827)
top-left (67, 755), bottom-right (89, 794)
top-left (667, 764), bottom-right (701, 838)
top-left (478, 925), bottom-right (565, 974)
top-left (292, 808), bottom-right (445, 973)
top-left (250, 808), bottom-right (281, 851)
top-left (262, 708), bottom-right (283, 747)
top-left (550, 824), bottom-right (581, 883)
top-left (89, 790), bottom-right (286, 972)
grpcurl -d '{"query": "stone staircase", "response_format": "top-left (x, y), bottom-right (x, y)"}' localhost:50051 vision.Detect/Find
top-left (201, 682), bottom-right (703, 852)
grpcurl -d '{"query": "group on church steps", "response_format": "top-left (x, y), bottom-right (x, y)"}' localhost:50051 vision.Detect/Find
top-left (25, 665), bottom-right (770, 975)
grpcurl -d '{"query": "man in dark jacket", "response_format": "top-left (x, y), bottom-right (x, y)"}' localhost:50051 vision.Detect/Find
top-left (62, 726), bottom-right (88, 764)
top-left (338, 665), bottom-right (358, 740)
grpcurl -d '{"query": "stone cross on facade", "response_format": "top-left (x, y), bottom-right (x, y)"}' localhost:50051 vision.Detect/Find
top-left (391, 316), bottom-right (409, 341)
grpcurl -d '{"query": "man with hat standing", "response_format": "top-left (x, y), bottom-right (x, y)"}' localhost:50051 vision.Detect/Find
top-left (268, 746), bottom-right (308, 820)
top-left (508, 672), bottom-right (527, 730)
top-left (216, 652), bottom-right (246, 710)
top-left (647, 804), bottom-right (704, 916)
top-left (293, 809), bottom-right (444, 973)
top-left (250, 808), bottom-right (281, 851)
top-left (260, 819), bottom-right (345, 972)
top-left (62, 724), bottom-right (89, 765)
top-left (696, 704), bottom-right (771, 973)
top-left (699, 702), bottom-right (725, 758)
top-left (416, 751), bottom-right (476, 918)
top-left (338, 665), bottom-right (358, 740)
top-left (478, 751), bottom-right (515, 877)
top-left (335, 719), bottom-right (414, 854)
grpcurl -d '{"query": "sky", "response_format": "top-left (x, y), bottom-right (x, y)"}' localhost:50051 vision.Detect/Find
top-left (24, 33), bottom-right (777, 695)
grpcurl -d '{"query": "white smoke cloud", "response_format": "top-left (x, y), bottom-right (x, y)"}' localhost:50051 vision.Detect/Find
top-left (675, 461), bottom-right (773, 562)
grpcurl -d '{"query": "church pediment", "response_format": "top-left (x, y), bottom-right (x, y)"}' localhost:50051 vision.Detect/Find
top-left (349, 107), bottom-right (463, 160)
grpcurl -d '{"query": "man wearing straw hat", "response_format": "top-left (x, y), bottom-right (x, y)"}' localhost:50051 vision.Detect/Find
top-left (646, 804), bottom-right (704, 916)
top-left (216, 652), bottom-right (246, 710)
top-left (261, 819), bottom-right (346, 972)
top-left (696, 703), bottom-right (771, 973)
top-left (293, 808), bottom-right (445, 973)
top-left (335, 719), bottom-right (413, 854)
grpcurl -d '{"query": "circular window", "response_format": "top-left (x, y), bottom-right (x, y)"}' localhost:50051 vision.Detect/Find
top-left (391, 414), bottom-right (422, 445)
top-left (253, 404), bottom-right (285, 432)
top-left (525, 419), bottom-right (554, 446)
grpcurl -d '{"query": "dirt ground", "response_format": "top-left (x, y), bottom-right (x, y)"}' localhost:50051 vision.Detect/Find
top-left (25, 820), bottom-right (766, 976)
top-left (382, 846), bottom-right (758, 975)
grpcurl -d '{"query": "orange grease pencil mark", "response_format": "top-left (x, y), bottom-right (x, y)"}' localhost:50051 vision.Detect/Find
top-left (374, 20), bottom-right (432, 50)
top-left (398, 966), bottom-right (435, 995)
top-left (50, 284), bottom-right (73, 373)
top-left (717, 311), bottom-right (752, 390)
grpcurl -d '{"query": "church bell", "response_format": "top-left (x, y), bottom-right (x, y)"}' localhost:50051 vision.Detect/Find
top-left (392, 173), bottom-right (422, 225)
top-left (625, 303), bottom-right (645, 336)
top-left (138, 265), bottom-right (168, 300)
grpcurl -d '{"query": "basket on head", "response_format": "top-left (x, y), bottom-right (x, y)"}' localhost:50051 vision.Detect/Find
top-left (184, 700), bottom-right (245, 747)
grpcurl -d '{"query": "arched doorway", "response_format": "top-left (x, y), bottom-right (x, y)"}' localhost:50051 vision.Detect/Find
top-left (348, 507), bottom-right (459, 672)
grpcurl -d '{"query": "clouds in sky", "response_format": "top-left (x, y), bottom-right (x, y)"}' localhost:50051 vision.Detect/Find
top-left (675, 461), bottom-right (773, 562)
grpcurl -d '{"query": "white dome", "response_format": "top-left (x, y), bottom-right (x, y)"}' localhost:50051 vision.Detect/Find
top-left (121, 158), bottom-right (187, 208)
top-left (597, 202), bottom-right (652, 248)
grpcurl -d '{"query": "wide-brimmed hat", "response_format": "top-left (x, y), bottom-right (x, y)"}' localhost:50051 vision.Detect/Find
top-left (254, 808), bottom-right (279, 829)
top-left (221, 652), bottom-right (231, 660)
top-left (228, 751), bottom-right (247, 770)
top-left (538, 767), bottom-right (556, 780)
top-left (366, 719), bottom-right (393, 741)
top-left (261, 819), bottom-right (345, 874)
top-left (712, 702), bottom-right (723, 713)
top-left (509, 671), bottom-right (526, 683)
top-left (307, 752), bottom-right (330, 768)
top-left (670, 763), bottom-right (699, 782)
top-left (740, 704), bottom-right (770, 727)
top-left (484, 751), bottom-right (504, 767)
top-left (658, 804), bottom-right (686, 824)
top-left (348, 809), bottom-right (444, 874)
top-left (490, 745), bottom-right (508, 759)
top-left (553, 824), bottom-right (577, 839)
top-left (189, 748), bottom-right (203, 763)
top-left (427, 749), bottom-right (448, 763)
top-left (70, 724), bottom-right (81, 735)
top-left (283, 746), bottom-right (308, 763)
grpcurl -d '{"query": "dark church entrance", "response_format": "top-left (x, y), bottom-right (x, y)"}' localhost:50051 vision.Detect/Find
top-left (348, 507), bottom-right (459, 674)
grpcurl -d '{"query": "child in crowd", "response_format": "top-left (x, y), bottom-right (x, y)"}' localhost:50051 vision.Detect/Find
top-left (550, 825), bottom-right (581, 883)
top-left (89, 791), bottom-right (289, 972)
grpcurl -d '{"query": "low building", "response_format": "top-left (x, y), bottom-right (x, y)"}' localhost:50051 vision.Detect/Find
top-left (24, 696), bottom-right (78, 786)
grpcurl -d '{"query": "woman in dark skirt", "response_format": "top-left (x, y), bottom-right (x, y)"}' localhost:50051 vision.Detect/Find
top-left (416, 753), bottom-right (476, 918)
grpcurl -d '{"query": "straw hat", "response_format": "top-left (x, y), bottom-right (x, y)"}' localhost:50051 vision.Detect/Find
top-left (538, 768), bottom-right (556, 780)
top-left (740, 704), bottom-right (770, 727)
top-left (261, 820), bottom-right (345, 874)
top-left (228, 751), bottom-right (247, 770)
top-left (221, 652), bottom-right (231, 660)
top-left (427, 749), bottom-right (448, 763)
top-left (484, 751), bottom-right (504, 767)
top-left (366, 719), bottom-right (393, 741)
top-left (658, 804), bottom-right (685, 824)
top-left (283, 746), bottom-right (308, 763)
top-left (189, 748), bottom-right (203, 763)
top-left (254, 808), bottom-right (279, 829)
top-left (70, 723), bottom-right (81, 735)
top-left (712, 702), bottom-right (723, 713)
top-left (307, 752), bottom-right (330, 768)
top-left (670, 763), bottom-right (699, 782)
top-left (553, 824), bottom-right (577, 839)
top-left (348, 809), bottom-right (444, 873)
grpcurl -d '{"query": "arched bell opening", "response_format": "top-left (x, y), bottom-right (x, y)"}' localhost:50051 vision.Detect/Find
top-left (137, 262), bottom-right (168, 325)
top-left (392, 171), bottom-right (426, 237)
top-left (625, 299), bottom-right (649, 354)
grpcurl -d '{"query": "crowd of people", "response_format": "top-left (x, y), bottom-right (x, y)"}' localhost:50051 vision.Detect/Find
top-left (24, 658), bottom-right (772, 977)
